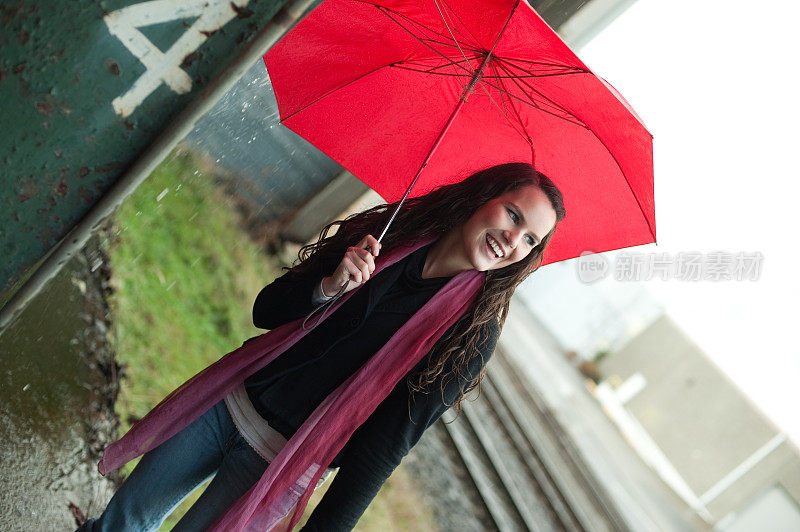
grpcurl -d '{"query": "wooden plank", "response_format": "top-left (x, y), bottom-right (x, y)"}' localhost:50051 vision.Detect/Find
top-left (443, 415), bottom-right (523, 531)
top-left (481, 376), bottom-right (584, 531)
top-left (489, 351), bottom-right (622, 531)
top-left (461, 393), bottom-right (555, 531)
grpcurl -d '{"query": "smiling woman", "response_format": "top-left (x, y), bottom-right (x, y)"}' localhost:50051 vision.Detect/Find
top-left (424, 182), bottom-right (559, 277)
top-left (80, 162), bottom-right (566, 531)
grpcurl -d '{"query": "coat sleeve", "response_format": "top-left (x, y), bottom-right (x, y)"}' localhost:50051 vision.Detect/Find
top-left (299, 319), bottom-right (500, 531)
top-left (252, 257), bottom-right (339, 330)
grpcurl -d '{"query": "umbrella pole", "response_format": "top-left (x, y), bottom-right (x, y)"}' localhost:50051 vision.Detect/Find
top-left (306, 53), bottom-right (494, 329)
top-left (376, 99), bottom-right (466, 243)
top-left (376, 52), bottom-right (493, 244)
top-left (303, 98), bottom-right (471, 331)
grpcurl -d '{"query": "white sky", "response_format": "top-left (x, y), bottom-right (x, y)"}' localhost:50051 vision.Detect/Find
top-left (523, 1), bottom-right (800, 444)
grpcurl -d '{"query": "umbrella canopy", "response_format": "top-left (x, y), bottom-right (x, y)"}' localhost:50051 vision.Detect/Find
top-left (265, 0), bottom-right (655, 265)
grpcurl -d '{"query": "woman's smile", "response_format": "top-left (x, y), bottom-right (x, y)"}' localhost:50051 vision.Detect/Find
top-left (464, 184), bottom-right (557, 272)
top-left (485, 234), bottom-right (505, 259)
top-left (423, 183), bottom-right (558, 277)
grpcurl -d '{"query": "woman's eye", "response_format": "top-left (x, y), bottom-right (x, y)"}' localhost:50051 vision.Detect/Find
top-left (507, 208), bottom-right (535, 246)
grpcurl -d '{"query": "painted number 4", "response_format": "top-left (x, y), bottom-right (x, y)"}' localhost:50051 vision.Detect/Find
top-left (104, 0), bottom-right (251, 117)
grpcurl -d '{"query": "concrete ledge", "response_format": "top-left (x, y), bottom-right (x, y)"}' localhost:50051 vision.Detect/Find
top-left (279, 170), bottom-right (381, 244)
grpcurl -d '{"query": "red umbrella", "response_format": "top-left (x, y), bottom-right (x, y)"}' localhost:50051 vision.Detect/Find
top-left (264, 0), bottom-right (655, 264)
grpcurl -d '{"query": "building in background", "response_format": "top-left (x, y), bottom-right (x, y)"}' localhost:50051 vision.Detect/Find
top-left (596, 313), bottom-right (800, 529)
top-left (518, 253), bottom-right (664, 361)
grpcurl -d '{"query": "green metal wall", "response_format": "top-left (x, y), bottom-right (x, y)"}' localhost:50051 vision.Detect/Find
top-left (0, 0), bottom-right (288, 305)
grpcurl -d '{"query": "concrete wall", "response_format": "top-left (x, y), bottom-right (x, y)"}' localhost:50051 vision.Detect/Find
top-left (599, 313), bottom-right (800, 524)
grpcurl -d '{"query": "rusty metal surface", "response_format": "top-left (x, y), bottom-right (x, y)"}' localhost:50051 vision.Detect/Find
top-left (0, 0), bottom-right (289, 305)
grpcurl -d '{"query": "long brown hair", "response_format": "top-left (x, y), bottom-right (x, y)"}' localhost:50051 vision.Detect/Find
top-left (290, 163), bottom-right (566, 417)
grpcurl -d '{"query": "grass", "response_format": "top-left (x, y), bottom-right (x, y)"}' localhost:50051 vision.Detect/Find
top-left (110, 150), bottom-right (277, 430)
top-left (107, 148), bottom-right (437, 530)
top-left (108, 149), bottom-right (281, 528)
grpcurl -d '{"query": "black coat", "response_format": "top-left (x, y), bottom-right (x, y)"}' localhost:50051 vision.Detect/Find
top-left (246, 244), bottom-right (500, 530)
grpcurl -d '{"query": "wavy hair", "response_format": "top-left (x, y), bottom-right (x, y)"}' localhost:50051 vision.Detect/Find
top-left (289, 163), bottom-right (566, 417)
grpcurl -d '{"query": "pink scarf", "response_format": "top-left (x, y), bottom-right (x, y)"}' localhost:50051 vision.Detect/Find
top-left (98, 237), bottom-right (485, 530)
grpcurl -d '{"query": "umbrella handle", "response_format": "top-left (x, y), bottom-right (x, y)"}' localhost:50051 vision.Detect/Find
top-left (301, 239), bottom-right (379, 330)
top-left (301, 280), bottom-right (349, 331)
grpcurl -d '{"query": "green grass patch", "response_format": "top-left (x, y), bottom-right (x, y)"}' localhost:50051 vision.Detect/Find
top-left (110, 150), bottom-right (279, 430)
top-left (108, 149), bottom-right (281, 528)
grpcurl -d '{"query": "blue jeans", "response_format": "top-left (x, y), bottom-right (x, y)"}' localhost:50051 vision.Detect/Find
top-left (78, 400), bottom-right (271, 531)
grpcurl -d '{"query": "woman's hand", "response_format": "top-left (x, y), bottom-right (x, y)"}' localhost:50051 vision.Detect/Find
top-left (322, 235), bottom-right (382, 297)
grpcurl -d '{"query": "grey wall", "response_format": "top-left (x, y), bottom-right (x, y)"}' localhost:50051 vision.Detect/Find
top-left (599, 314), bottom-right (800, 523)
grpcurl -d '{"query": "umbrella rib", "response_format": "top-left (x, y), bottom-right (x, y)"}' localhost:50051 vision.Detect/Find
top-left (479, 74), bottom-right (587, 128)
top-left (493, 59), bottom-right (588, 127)
top-left (375, 6), bottom-right (474, 76)
top-left (499, 55), bottom-right (589, 74)
top-left (279, 63), bottom-right (397, 123)
top-left (418, 38), bottom-right (482, 55)
top-left (437, 0), bottom-right (484, 50)
top-left (435, 2), bottom-right (481, 52)
top-left (492, 59), bottom-right (548, 109)
top-left (391, 65), bottom-right (475, 78)
top-left (495, 58), bottom-right (588, 79)
top-left (433, 0), bottom-right (475, 69)
top-left (487, 60), bottom-right (535, 151)
top-left (368, 3), bottom-right (483, 68)
top-left (482, 71), bottom-right (580, 79)
top-left (355, 0), bottom-right (479, 52)
top-left (491, 69), bottom-right (588, 79)
top-left (400, 56), bottom-right (479, 73)
top-left (489, 61), bottom-right (513, 118)
top-left (496, 59), bottom-right (578, 113)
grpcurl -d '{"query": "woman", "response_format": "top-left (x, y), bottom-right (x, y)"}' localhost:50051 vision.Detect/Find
top-left (78, 162), bottom-right (565, 531)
